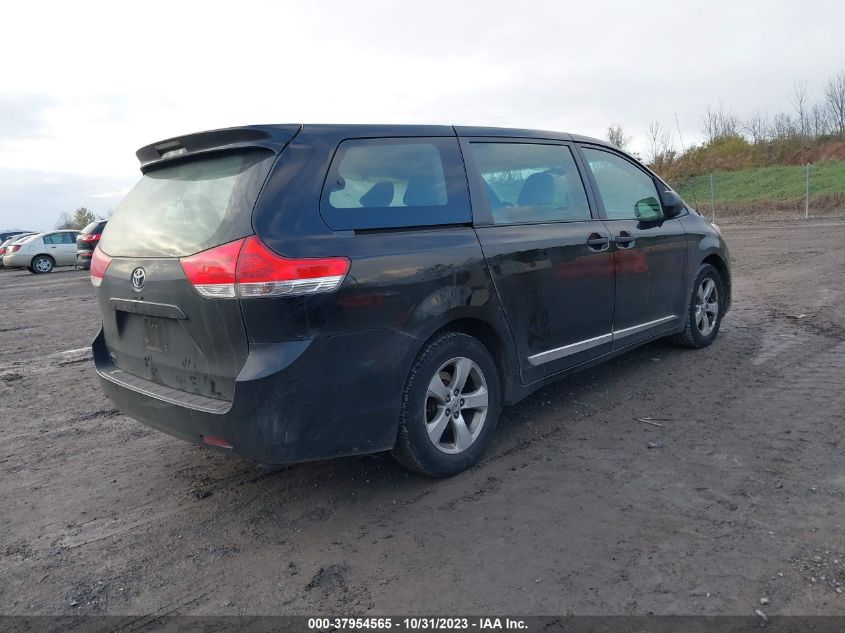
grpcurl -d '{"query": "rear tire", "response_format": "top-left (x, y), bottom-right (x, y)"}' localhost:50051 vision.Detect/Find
top-left (392, 332), bottom-right (501, 477)
top-left (31, 255), bottom-right (54, 274)
top-left (671, 263), bottom-right (724, 349)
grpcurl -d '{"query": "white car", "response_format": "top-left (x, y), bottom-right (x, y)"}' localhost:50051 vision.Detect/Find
top-left (2, 230), bottom-right (81, 274)
top-left (0, 233), bottom-right (37, 267)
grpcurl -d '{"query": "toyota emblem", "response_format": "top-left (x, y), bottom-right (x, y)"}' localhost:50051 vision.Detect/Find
top-left (131, 267), bottom-right (146, 291)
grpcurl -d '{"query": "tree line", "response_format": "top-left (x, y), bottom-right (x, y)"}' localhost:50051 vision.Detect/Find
top-left (607, 69), bottom-right (845, 179)
top-left (56, 207), bottom-right (103, 230)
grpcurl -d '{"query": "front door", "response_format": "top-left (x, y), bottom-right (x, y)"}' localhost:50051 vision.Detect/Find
top-left (463, 139), bottom-right (616, 383)
top-left (579, 146), bottom-right (689, 347)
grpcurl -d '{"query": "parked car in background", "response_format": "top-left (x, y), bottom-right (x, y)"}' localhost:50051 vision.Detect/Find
top-left (0, 230), bottom-right (36, 244)
top-left (76, 219), bottom-right (108, 270)
top-left (2, 230), bottom-right (81, 273)
top-left (92, 124), bottom-right (731, 477)
top-left (0, 233), bottom-right (37, 267)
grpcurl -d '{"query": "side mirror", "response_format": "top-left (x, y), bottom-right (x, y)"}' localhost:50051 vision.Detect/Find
top-left (634, 196), bottom-right (662, 219)
top-left (661, 190), bottom-right (685, 218)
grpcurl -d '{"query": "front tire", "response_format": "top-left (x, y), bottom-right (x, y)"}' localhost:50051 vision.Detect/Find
top-left (31, 255), bottom-right (54, 274)
top-left (392, 332), bottom-right (501, 477)
top-left (671, 263), bottom-right (724, 349)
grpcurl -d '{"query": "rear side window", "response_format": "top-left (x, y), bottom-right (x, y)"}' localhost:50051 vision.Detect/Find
top-left (320, 138), bottom-right (470, 230)
top-left (581, 148), bottom-right (663, 220)
top-left (44, 234), bottom-right (64, 244)
top-left (100, 150), bottom-right (275, 258)
top-left (468, 143), bottom-right (591, 224)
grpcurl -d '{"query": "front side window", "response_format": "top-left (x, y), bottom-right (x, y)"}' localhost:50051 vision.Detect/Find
top-left (44, 233), bottom-right (62, 245)
top-left (468, 142), bottom-right (591, 224)
top-left (320, 138), bottom-right (470, 230)
top-left (581, 148), bottom-right (663, 220)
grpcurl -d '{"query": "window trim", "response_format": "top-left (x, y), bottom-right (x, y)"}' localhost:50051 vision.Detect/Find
top-left (318, 136), bottom-right (471, 231)
top-left (459, 137), bottom-right (599, 227)
top-left (576, 144), bottom-right (688, 222)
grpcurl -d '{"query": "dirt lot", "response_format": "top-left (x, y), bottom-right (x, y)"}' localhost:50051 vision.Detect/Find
top-left (1, 222), bottom-right (844, 618)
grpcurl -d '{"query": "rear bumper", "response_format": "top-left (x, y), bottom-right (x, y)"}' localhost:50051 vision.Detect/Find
top-left (2, 252), bottom-right (31, 268)
top-left (93, 328), bottom-right (419, 464)
top-left (76, 251), bottom-right (93, 269)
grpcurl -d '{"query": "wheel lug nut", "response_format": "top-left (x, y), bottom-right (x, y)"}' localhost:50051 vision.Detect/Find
top-left (454, 389), bottom-right (459, 396)
top-left (445, 395), bottom-right (451, 403)
top-left (460, 399), bottom-right (465, 406)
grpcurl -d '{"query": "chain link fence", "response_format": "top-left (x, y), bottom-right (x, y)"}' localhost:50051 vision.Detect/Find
top-left (668, 162), bottom-right (845, 224)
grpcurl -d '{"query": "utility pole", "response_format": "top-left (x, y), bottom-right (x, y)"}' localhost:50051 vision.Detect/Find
top-left (710, 173), bottom-right (716, 221)
top-left (805, 163), bottom-right (810, 220)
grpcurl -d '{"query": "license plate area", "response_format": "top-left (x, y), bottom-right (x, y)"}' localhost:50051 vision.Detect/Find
top-left (143, 317), bottom-right (169, 353)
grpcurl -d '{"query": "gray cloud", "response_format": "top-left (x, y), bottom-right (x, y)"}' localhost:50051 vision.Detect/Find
top-left (0, 94), bottom-right (57, 143)
top-left (0, 169), bottom-right (137, 231)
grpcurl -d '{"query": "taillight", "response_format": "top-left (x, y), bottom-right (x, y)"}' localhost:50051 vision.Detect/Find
top-left (90, 247), bottom-right (112, 287)
top-left (178, 239), bottom-right (242, 298)
top-left (81, 233), bottom-right (101, 242)
top-left (236, 236), bottom-right (350, 297)
top-left (9, 245), bottom-right (21, 254)
top-left (179, 236), bottom-right (350, 299)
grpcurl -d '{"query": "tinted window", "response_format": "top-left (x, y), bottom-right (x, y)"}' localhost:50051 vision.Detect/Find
top-left (61, 232), bottom-right (78, 244)
top-left (581, 148), bottom-right (662, 220)
top-left (100, 150), bottom-right (274, 257)
top-left (468, 143), bottom-right (591, 224)
top-left (321, 138), bottom-right (470, 230)
top-left (81, 221), bottom-right (107, 235)
top-left (43, 233), bottom-right (62, 245)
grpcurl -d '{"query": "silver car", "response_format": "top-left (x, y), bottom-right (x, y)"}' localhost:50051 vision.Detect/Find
top-left (0, 233), bottom-right (36, 267)
top-left (2, 230), bottom-right (81, 273)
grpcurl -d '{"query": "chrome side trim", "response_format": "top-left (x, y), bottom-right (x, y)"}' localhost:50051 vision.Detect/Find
top-left (526, 315), bottom-right (678, 366)
top-left (527, 333), bottom-right (613, 366)
top-left (612, 315), bottom-right (677, 340)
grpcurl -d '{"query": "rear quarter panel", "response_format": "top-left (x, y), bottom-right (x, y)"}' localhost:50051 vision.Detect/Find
top-left (247, 125), bottom-right (519, 389)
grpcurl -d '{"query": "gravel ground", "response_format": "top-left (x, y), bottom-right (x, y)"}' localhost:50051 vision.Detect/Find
top-left (1, 222), bottom-right (843, 618)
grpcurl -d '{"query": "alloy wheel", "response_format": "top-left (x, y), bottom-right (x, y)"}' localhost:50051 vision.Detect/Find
top-left (695, 277), bottom-right (719, 336)
top-left (34, 257), bottom-right (52, 273)
top-left (424, 357), bottom-right (489, 455)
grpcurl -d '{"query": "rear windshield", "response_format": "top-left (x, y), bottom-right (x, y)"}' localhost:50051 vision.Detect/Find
top-left (81, 220), bottom-right (107, 234)
top-left (100, 150), bottom-right (275, 257)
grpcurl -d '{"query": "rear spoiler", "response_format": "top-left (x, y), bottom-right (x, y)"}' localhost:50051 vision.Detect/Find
top-left (135, 124), bottom-right (302, 172)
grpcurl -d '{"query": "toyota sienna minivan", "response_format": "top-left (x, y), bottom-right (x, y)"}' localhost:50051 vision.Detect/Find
top-left (92, 124), bottom-right (731, 477)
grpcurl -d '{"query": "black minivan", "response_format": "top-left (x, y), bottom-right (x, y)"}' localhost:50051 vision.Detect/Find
top-left (92, 124), bottom-right (730, 477)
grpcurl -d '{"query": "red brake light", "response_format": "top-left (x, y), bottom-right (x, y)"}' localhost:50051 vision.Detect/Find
top-left (179, 236), bottom-right (350, 299)
top-left (82, 233), bottom-right (101, 242)
top-left (178, 238), bottom-right (243, 298)
top-left (9, 245), bottom-right (21, 254)
top-left (235, 236), bottom-right (350, 297)
top-left (90, 248), bottom-right (112, 287)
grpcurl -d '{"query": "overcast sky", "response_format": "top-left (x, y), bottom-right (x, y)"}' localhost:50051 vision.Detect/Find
top-left (1, 0), bottom-right (842, 231)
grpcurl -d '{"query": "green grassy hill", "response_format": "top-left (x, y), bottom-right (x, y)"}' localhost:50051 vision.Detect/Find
top-left (670, 160), bottom-right (845, 216)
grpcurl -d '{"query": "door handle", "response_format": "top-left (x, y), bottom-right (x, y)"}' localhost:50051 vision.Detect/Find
top-left (614, 231), bottom-right (635, 248)
top-left (586, 233), bottom-right (610, 251)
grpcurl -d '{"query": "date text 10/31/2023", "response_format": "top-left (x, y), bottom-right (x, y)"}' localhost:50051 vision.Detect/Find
top-left (307, 617), bottom-right (528, 630)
